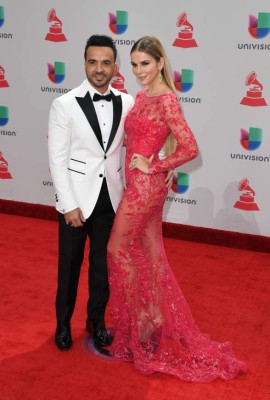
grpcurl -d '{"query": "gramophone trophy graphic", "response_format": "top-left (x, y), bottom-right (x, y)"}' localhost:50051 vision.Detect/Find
top-left (111, 66), bottom-right (128, 93)
top-left (234, 178), bottom-right (259, 211)
top-left (240, 71), bottom-right (267, 107)
top-left (0, 151), bottom-right (12, 179)
top-left (173, 12), bottom-right (198, 48)
top-left (45, 8), bottom-right (67, 42)
top-left (0, 66), bottom-right (9, 88)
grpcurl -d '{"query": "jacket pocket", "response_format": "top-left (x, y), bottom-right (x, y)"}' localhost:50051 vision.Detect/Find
top-left (68, 158), bottom-right (86, 181)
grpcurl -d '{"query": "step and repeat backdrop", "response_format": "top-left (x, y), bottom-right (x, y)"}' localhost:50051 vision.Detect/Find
top-left (1, 1), bottom-right (270, 236)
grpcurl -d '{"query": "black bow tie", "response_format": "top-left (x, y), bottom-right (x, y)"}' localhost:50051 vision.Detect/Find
top-left (93, 92), bottom-right (112, 102)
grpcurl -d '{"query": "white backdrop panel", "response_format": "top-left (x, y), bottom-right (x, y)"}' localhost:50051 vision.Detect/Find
top-left (1, 0), bottom-right (269, 236)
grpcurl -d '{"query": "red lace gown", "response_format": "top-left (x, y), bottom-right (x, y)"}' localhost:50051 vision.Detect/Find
top-left (107, 90), bottom-right (247, 381)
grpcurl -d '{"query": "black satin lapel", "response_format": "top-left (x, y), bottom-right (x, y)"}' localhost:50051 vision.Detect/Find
top-left (75, 92), bottom-right (104, 149)
top-left (106, 93), bottom-right (123, 152)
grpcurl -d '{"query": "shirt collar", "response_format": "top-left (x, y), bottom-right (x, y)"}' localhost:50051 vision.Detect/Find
top-left (85, 80), bottom-right (112, 100)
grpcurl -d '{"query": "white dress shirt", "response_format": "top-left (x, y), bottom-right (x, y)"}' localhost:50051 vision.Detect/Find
top-left (91, 90), bottom-right (113, 151)
top-left (87, 82), bottom-right (113, 177)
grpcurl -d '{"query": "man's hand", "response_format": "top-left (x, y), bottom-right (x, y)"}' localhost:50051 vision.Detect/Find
top-left (165, 169), bottom-right (174, 190)
top-left (64, 208), bottom-right (85, 228)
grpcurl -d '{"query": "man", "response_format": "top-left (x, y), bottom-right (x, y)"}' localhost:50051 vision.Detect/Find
top-left (48, 34), bottom-right (134, 351)
top-left (49, 34), bottom-right (172, 353)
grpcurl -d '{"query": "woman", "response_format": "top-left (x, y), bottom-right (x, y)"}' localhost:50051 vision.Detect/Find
top-left (107, 36), bottom-right (247, 381)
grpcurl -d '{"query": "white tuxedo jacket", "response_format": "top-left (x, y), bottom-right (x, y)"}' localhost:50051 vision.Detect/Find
top-left (48, 79), bottom-right (134, 218)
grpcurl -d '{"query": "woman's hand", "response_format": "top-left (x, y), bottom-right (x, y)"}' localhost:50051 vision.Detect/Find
top-left (165, 169), bottom-right (174, 190)
top-left (129, 153), bottom-right (154, 174)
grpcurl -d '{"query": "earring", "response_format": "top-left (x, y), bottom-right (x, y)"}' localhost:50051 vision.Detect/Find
top-left (158, 71), bottom-right (163, 83)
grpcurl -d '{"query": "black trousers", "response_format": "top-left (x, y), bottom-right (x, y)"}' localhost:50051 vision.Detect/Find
top-left (56, 178), bottom-right (115, 327)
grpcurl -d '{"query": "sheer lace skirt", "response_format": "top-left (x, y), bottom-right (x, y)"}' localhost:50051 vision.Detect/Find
top-left (107, 172), bottom-right (247, 381)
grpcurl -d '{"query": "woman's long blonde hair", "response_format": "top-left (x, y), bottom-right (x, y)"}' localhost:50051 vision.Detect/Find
top-left (131, 36), bottom-right (177, 157)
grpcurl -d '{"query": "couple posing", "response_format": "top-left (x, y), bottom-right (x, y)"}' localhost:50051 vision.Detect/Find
top-left (48, 34), bottom-right (246, 381)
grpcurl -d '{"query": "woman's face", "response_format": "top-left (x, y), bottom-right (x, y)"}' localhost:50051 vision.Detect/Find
top-left (130, 51), bottom-right (163, 87)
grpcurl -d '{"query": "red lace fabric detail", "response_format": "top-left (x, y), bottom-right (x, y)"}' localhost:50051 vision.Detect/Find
top-left (107, 91), bottom-right (247, 381)
top-left (125, 90), bottom-right (198, 177)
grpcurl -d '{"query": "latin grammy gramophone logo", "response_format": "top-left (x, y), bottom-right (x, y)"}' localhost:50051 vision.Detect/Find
top-left (240, 71), bottom-right (267, 107)
top-left (172, 12), bottom-right (198, 48)
top-left (248, 12), bottom-right (270, 39)
top-left (234, 178), bottom-right (259, 211)
top-left (111, 66), bottom-right (127, 93)
top-left (0, 150), bottom-right (12, 179)
top-left (0, 66), bottom-right (9, 88)
top-left (45, 8), bottom-right (67, 42)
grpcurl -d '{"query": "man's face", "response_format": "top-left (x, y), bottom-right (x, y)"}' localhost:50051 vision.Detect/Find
top-left (84, 46), bottom-right (117, 93)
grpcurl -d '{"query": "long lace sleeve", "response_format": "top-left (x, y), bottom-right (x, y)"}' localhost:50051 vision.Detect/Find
top-left (148, 94), bottom-right (198, 174)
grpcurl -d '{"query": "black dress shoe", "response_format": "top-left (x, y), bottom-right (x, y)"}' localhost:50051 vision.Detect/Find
top-left (86, 319), bottom-right (113, 347)
top-left (93, 328), bottom-right (112, 347)
top-left (55, 325), bottom-right (72, 351)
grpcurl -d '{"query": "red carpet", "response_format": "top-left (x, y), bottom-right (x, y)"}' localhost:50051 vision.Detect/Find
top-left (1, 199), bottom-right (270, 253)
top-left (0, 213), bottom-right (269, 400)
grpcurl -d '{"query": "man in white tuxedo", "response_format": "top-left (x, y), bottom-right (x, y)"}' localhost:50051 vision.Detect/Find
top-left (48, 35), bottom-right (134, 351)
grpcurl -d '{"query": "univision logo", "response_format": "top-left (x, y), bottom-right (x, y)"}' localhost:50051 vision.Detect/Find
top-left (240, 127), bottom-right (262, 151)
top-left (0, 106), bottom-right (8, 126)
top-left (174, 69), bottom-right (194, 92)
top-left (230, 126), bottom-right (270, 163)
top-left (249, 12), bottom-right (270, 39)
top-left (238, 12), bottom-right (270, 51)
top-left (0, 6), bottom-right (4, 27)
top-left (48, 62), bottom-right (65, 84)
top-left (109, 10), bottom-right (128, 34)
top-left (0, 6), bottom-right (13, 38)
top-left (172, 172), bottom-right (189, 194)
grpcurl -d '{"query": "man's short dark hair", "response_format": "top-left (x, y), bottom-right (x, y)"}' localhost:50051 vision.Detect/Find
top-left (84, 34), bottom-right (117, 61)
